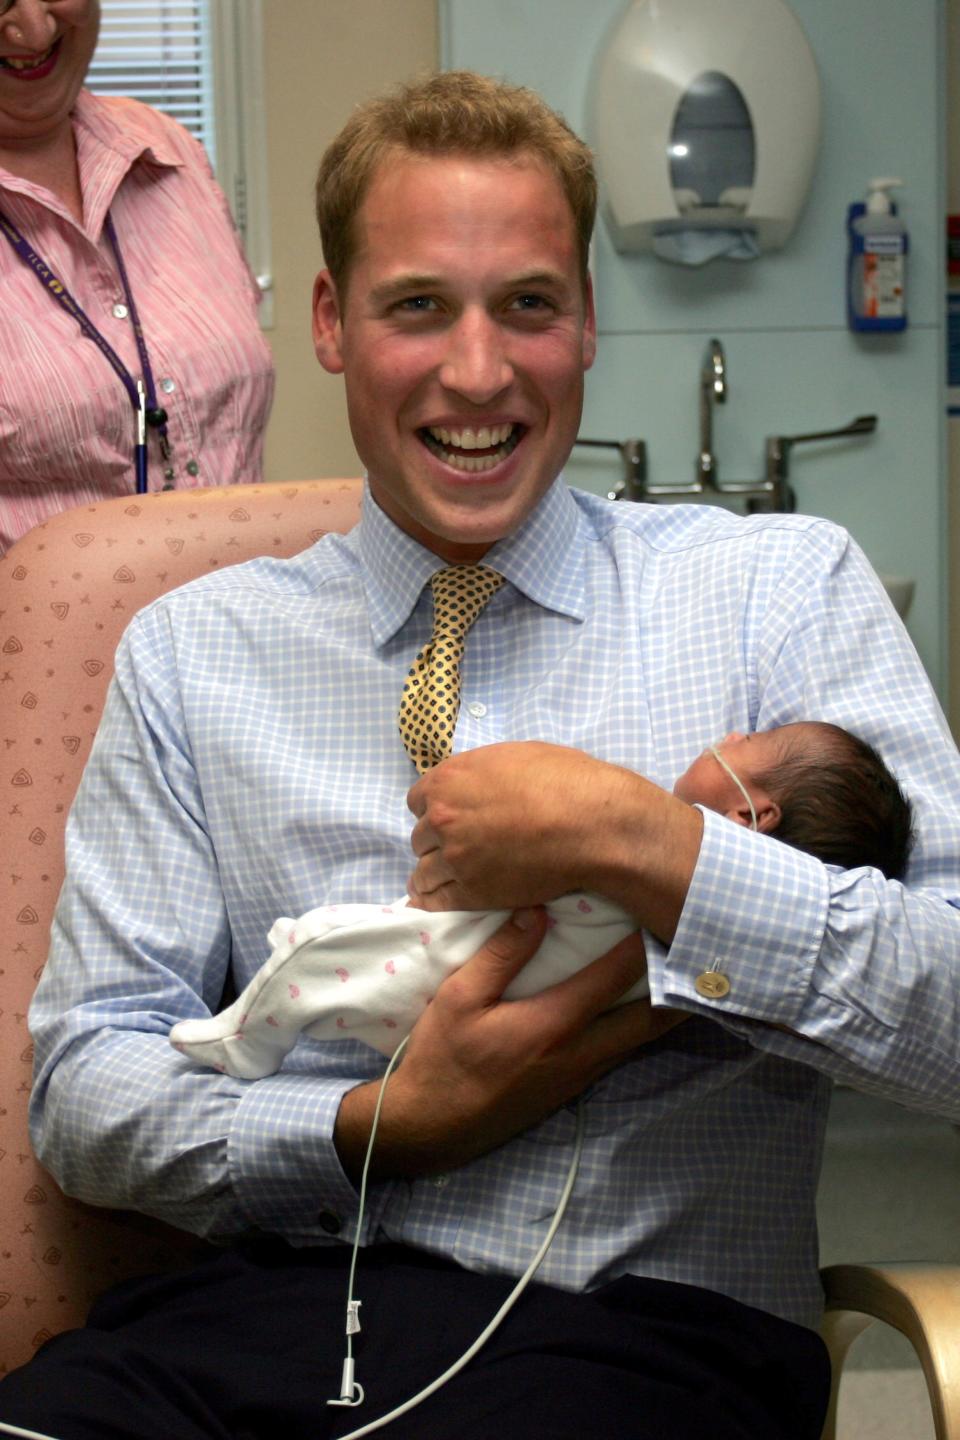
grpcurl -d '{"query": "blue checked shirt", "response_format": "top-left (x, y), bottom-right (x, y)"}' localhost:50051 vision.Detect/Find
top-left (30, 479), bottom-right (960, 1328)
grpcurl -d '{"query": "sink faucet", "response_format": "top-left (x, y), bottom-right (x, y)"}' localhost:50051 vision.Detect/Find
top-left (698, 338), bottom-right (726, 485)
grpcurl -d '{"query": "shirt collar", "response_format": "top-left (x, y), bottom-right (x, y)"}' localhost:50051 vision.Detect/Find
top-left (355, 476), bottom-right (589, 647)
top-left (72, 90), bottom-right (183, 170)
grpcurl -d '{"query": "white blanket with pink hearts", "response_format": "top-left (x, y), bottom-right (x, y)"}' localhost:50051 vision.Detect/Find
top-left (169, 893), bottom-right (647, 1077)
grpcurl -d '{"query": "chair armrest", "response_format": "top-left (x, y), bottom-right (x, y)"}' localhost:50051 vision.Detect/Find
top-left (819, 1263), bottom-right (960, 1440)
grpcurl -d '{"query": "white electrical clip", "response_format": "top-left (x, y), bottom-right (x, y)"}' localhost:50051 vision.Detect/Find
top-left (327, 1357), bottom-right (365, 1409)
top-left (327, 1299), bottom-right (365, 1408)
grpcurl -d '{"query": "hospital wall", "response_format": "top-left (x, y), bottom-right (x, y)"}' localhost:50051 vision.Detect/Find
top-left (257, 0), bottom-right (955, 725)
top-left (442, 0), bottom-right (948, 704)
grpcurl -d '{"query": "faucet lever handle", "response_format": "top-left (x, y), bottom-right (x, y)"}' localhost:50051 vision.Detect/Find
top-left (774, 414), bottom-right (877, 451)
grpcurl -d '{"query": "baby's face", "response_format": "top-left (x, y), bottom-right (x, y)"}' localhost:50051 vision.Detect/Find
top-left (672, 729), bottom-right (788, 814)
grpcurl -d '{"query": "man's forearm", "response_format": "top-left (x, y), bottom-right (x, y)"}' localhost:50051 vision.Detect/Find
top-left (407, 742), bottom-right (705, 941)
top-left (575, 762), bottom-right (705, 944)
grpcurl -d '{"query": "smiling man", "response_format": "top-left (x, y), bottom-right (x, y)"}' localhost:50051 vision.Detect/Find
top-left (4, 70), bottom-right (960, 1440)
top-left (312, 146), bottom-right (596, 561)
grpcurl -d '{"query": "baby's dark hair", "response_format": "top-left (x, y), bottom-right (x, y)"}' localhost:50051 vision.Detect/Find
top-left (755, 723), bottom-right (915, 880)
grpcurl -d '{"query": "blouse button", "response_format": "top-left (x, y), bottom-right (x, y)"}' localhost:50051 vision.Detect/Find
top-left (112, 302), bottom-right (129, 319)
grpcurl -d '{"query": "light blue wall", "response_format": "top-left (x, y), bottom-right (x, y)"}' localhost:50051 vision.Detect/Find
top-left (441, 0), bottom-right (948, 694)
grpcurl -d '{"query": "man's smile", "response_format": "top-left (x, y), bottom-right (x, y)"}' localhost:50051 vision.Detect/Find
top-left (419, 423), bottom-right (524, 473)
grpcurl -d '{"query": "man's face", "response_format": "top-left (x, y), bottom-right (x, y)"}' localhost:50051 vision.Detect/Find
top-left (313, 150), bottom-right (596, 562)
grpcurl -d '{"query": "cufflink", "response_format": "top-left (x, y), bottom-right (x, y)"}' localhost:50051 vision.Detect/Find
top-left (694, 971), bottom-right (731, 999)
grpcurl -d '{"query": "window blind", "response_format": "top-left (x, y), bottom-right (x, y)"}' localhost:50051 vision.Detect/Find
top-left (86, 1), bottom-right (216, 167)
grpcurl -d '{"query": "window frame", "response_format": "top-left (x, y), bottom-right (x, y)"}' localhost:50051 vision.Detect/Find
top-left (89, 0), bottom-right (274, 328)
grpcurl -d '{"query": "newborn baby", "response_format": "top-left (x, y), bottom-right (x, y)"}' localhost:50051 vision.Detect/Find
top-left (170, 721), bottom-right (912, 1076)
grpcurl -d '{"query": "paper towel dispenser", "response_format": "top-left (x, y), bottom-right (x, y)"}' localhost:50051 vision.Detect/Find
top-left (590, 0), bottom-right (821, 263)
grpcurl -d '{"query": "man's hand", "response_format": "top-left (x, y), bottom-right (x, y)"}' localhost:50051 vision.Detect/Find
top-left (333, 907), bottom-right (688, 1184)
top-left (407, 741), bottom-right (703, 944)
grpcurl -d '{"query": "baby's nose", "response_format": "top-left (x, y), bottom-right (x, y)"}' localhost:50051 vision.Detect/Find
top-left (721, 731), bottom-right (746, 746)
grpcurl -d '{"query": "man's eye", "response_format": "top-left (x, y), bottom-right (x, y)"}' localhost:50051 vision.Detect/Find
top-left (397, 296), bottom-right (438, 313)
top-left (509, 294), bottom-right (551, 312)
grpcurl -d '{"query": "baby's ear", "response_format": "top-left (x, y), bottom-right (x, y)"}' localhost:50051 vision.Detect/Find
top-left (725, 797), bottom-right (782, 834)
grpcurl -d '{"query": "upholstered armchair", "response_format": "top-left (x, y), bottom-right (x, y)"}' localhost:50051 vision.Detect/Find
top-left (1, 478), bottom-right (958, 1439)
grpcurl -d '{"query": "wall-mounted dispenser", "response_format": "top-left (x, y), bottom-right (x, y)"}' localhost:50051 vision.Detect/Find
top-left (590, 0), bottom-right (821, 264)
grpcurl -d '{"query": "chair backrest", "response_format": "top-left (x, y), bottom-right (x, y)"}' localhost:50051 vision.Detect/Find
top-left (0, 479), bottom-right (363, 1373)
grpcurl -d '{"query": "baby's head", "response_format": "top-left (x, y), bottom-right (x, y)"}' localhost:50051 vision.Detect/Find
top-left (673, 721), bottom-right (914, 880)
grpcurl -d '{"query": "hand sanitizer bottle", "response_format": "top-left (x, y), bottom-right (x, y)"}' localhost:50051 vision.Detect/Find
top-left (847, 178), bottom-right (908, 332)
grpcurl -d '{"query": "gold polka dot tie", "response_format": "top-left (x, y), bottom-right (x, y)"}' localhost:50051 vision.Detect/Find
top-left (398, 565), bottom-right (505, 774)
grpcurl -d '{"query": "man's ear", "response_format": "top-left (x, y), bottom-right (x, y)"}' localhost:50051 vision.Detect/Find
top-left (581, 271), bottom-right (597, 372)
top-left (725, 797), bottom-right (782, 834)
top-left (312, 270), bottom-right (344, 374)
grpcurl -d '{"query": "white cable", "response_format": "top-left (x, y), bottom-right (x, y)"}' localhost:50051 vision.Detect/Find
top-left (331, 1099), bottom-right (586, 1439)
top-left (328, 1034), bottom-right (410, 1408)
top-left (0, 1420), bottom-right (65, 1440)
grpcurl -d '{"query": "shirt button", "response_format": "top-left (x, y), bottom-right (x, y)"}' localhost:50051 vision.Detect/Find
top-left (694, 971), bottom-right (731, 1000)
top-left (160, 377), bottom-right (176, 394)
top-left (112, 302), bottom-right (129, 319)
top-left (317, 1210), bottom-right (341, 1235)
top-left (185, 459), bottom-right (200, 476)
top-left (466, 702), bottom-right (487, 719)
top-left (430, 1173), bottom-right (449, 1190)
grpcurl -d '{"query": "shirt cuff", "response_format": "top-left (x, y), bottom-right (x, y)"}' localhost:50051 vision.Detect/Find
top-left (228, 1071), bottom-right (375, 1242)
top-left (647, 806), bottom-right (830, 1026)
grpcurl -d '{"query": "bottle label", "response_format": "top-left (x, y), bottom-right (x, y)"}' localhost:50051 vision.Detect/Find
top-left (863, 251), bottom-right (904, 318)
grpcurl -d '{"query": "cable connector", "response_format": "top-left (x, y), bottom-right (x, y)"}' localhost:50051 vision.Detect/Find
top-left (346, 1299), bottom-right (362, 1335)
top-left (327, 1357), bottom-right (365, 1409)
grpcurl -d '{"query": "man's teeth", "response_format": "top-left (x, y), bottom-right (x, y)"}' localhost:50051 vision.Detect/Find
top-left (424, 423), bottom-right (519, 472)
top-left (430, 424), bottom-right (514, 450)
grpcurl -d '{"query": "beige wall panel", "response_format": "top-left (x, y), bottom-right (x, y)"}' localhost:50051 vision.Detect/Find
top-left (260, 0), bottom-right (438, 482)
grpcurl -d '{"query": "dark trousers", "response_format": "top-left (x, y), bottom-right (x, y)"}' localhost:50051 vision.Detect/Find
top-left (0, 1242), bottom-right (830, 1440)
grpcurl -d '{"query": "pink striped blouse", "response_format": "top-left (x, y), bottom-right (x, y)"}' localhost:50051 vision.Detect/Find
top-left (0, 91), bottom-right (275, 553)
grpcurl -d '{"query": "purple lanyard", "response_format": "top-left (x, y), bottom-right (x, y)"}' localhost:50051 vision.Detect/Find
top-left (0, 208), bottom-right (172, 493)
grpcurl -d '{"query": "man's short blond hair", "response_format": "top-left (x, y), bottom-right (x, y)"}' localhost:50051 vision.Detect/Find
top-left (315, 70), bottom-right (596, 298)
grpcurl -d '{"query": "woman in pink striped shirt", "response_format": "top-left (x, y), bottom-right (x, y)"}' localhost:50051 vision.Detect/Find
top-left (0, 0), bottom-right (275, 553)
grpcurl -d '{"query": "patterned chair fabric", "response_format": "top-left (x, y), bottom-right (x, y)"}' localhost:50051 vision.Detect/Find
top-left (0, 479), bottom-right (363, 1374)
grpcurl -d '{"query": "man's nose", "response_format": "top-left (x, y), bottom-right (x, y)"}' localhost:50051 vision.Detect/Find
top-left (438, 311), bottom-right (513, 403)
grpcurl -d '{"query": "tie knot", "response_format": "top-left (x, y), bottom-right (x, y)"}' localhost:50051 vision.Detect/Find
top-left (429, 564), bottom-right (505, 635)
